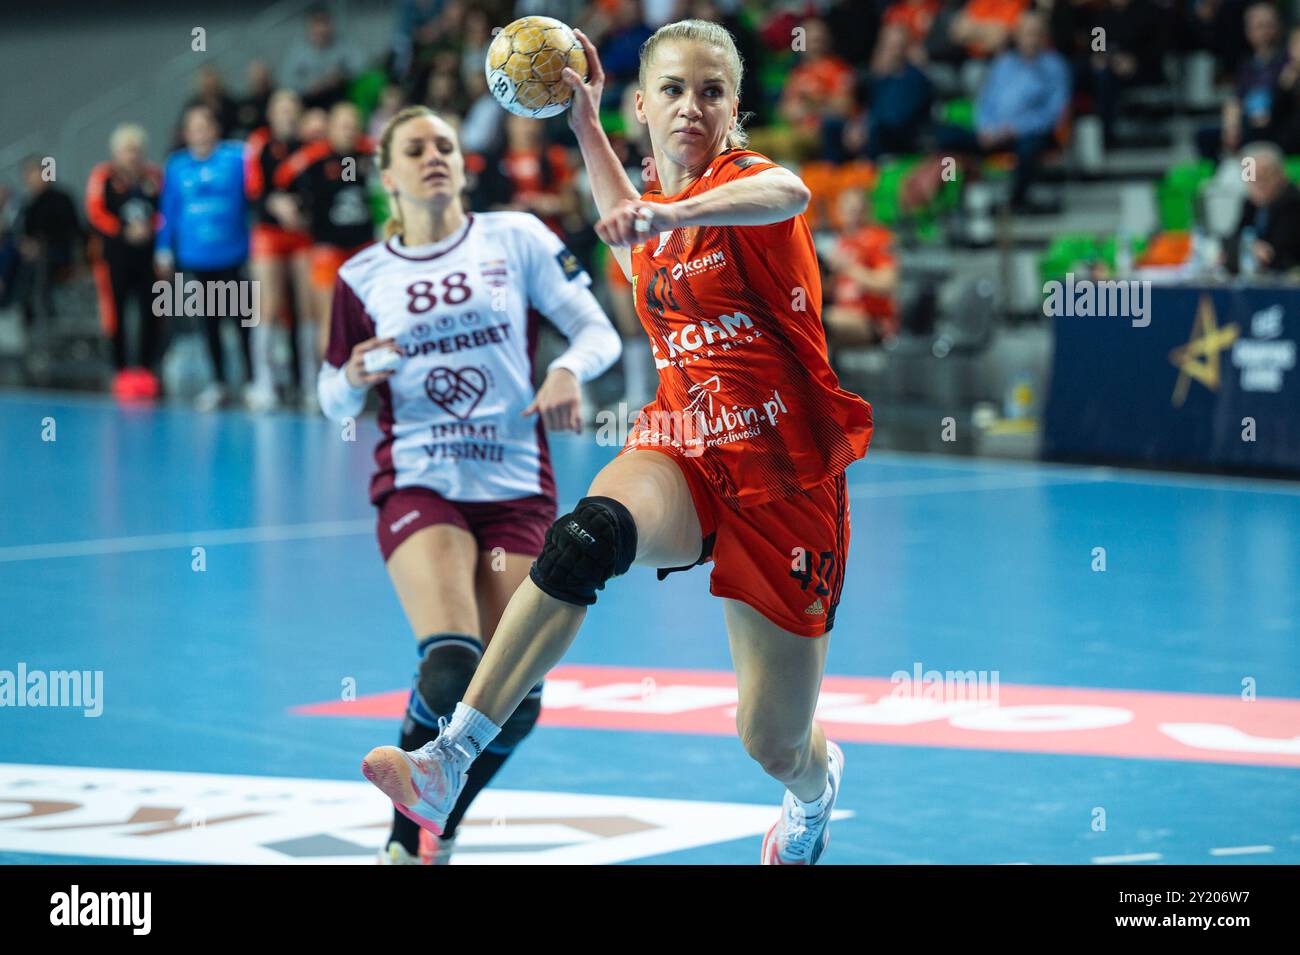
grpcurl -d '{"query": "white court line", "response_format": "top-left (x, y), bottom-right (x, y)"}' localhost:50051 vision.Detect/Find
top-left (0, 475), bottom-right (1093, 564)
top-left (868, 449), bottom-right (1300, 497)
top-left (1208, 845), bottom-right (1274, 856)
top-left (1092, 853), bottom-right (1164, 864)
top-left (0, 519), bottom-right (373, 563)
top-left (847, 473), bottom-right (1103, 499)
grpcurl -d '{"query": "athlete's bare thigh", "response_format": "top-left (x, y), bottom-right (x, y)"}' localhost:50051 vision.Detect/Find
top-left (587, 450), bottom-right (702, 570)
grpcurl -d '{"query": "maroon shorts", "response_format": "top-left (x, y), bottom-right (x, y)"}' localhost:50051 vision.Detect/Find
top-left (376, 486), bottom-right (557, 562)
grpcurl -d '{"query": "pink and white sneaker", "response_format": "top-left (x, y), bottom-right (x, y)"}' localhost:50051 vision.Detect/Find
top-left (761, 740), bottom-right (844, 865)
top-left (361, 716), bottom-right (473, 837)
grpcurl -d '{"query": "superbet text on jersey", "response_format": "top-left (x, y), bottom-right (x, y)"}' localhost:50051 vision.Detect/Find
top-left (326, 211), bottom-right (593, 504)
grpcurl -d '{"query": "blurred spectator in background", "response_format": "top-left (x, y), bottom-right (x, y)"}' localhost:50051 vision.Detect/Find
top-left (273, 101), bottom-right (376, 407)
top-left (459, 8), bottom-right (495, 91)
top-left (398, 4), bottom-right (465, 103)
top-left (1273, 24), bottom-right (1300, 151)
top-left (594, 0), bottom-right (655, 99)
top-left (245, 90), bottom-right (311, 411)
top-left (884, 0), bottom-right (941, 59)
top-left (85, 124), bottom-right (164, 384)
top-left (934, 11), bottom-right (1070, 213)
top-left (234, 60), bottom-right (275, 137)
top-left (0, 187), bottom-right (17, 311)
top-left (482, 114), bottom-right (580, 239)
top-left (368, 84), bottom-right (407, 142)
top-left (283, 5), bottom-right (366, 110)
top-left (837, 23), bottom-right (933, 161)
top-left (950, 0), bottom-right (1029, 58)
top-left (156, 104), bottom-right (251, 412)
top-left (1088, 0), bottom-right (1165, 147)
top-left (776, 17), bottom-right (857, 160)
top-left (424, 66), bottom-right (467, 116)
top-left (1227, 141), bottom-right (1300, 275)
top-left (1197, 2), bottom-right (1289, 158)
top-left (298, 107), bottom-right (329, 145)
top-left (458, 69), bottom-right (505, 156)
top-left (391, 0), bottom-right (446, 83)
top-left (13, 156), bottom-right (84, 337)
top-left (1185, 0), bottom-right (1250, 77)
top-left (824, 188), bottom-right (899, 347)
top-left (179, 65), bottom-right (240, 143)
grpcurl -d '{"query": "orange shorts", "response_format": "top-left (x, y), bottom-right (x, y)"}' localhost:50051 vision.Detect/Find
top-left (636, 447), bottom-right (851, 638)
top-left (251, 224), bottom-right (312, 260)
top-left (310, 243), bottom-right (369, 288)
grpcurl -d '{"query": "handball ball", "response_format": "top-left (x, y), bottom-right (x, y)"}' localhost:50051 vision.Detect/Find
top-left (486, 16), bottom-right (587, 119)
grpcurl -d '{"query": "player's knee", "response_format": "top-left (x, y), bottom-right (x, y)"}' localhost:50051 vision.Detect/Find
top-left (741, 731), bottom-right (806, 781)
top-left (529, 496), bottom-right (638, 606)
top-left (406, 634), bottom-right (483, 730)
top-left (485, 682), bottom-right (543, 754)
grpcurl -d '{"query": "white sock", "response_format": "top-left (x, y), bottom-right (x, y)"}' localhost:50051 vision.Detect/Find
top-left (791, 776), bottom-right (832, 820)
top-left (250, 321), bottom-right (275, 391)
top-left (444, 702), bottom-right (501, 758)
top-left (296, 321), bottom-right (318, 393)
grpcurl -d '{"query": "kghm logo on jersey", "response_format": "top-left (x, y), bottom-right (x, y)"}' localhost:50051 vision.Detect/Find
top-left (651, 311), bottom-right (762, 369)
top-left (670, 250), bottom-right (726, 282)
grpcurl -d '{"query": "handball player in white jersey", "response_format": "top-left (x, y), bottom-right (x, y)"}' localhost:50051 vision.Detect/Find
top-left (318, 105), bottom-right (620, 864)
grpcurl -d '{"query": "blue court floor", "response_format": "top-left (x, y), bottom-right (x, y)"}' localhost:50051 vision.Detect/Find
top-left (0, 391), bottom-right (1297, 865)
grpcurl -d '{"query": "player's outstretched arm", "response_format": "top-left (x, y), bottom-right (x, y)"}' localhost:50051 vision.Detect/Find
top-left (561, 28), bottom-right (639, 279)
top-left (595, 168), bottom-right (812, 248)
top-left (666, 168), bottom-right (811, 230)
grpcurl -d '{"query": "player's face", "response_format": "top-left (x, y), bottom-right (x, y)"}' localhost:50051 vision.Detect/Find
top-left (382, 115), bottom-right (465, 208)
top-left (267, 92), bottom-right (301, 138)
top-left (112, 138), bottom-right (144, 172)
top-left (184, 110), bottom-right (218, 153)
top-left (328, 107), bottom-right (361, 152)
top-left (637, 41), bottom-right (739, 169)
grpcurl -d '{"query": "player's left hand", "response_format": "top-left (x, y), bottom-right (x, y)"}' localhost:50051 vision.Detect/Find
top-left (595, 197), bottom-right (677, 248)
top-left (523, 367), bottom-right (583, 432)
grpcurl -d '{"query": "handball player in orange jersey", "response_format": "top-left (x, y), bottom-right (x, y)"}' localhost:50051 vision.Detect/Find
top-left (361, 19), bottom-right (873, 865)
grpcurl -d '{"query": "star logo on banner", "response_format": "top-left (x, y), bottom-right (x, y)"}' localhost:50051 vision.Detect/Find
top-left (1168, 294), bottom-right (1240, 408)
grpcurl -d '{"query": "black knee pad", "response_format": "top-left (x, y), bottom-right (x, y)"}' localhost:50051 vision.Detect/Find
top-left (530, 495), bottom-right (637, 606)
top-left (406, 636), bottom-right (482, 730)
top-left (486, 684), bottom-right (542, 754)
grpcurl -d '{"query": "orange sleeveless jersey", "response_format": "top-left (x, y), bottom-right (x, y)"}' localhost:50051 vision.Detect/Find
top-left (628, 148), bottom-right (873, 508)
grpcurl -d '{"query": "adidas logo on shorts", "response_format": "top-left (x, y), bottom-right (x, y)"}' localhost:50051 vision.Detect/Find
top-left (804, 598), bottom-right (825, 616)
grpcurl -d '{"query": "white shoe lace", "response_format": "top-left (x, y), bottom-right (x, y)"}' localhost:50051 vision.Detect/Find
top-left (414, 717), bottom-right (474, 782)
top-left (781, 799), bottom-right (822, 860)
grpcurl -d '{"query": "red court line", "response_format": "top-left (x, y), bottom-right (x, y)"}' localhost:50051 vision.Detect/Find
top-left (293, 664), bottom-right (1300, 768)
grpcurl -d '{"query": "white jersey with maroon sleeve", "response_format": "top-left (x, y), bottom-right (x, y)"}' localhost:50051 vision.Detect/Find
top-left (322, 210), bottom-right (617, 505)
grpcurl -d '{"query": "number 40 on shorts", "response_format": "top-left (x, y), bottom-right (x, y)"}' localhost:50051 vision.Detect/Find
top-left (789, 547), bottom-right (834, 596)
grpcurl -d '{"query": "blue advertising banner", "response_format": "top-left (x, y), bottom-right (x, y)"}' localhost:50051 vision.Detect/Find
top-left (1043, 283), bottom-right (1300, 471)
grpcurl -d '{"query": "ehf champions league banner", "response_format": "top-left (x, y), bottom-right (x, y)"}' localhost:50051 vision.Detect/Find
top-left (1043, 284), bottom-right (1300, 471)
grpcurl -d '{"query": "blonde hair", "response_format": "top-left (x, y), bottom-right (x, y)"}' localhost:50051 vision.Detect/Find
top-left (376, 105), bottom-right (463, 240)
top-left (109, 123), bottom-right (148, 154)
top-left (638, 19), bottom-right (751, 150)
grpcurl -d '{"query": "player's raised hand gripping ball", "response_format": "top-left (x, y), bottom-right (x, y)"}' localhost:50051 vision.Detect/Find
top-left (486, 16), bottom-right (588, 119)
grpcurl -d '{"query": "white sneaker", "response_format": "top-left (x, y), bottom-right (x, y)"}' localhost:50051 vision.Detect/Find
top-left (375, 833), bottom-right (458, 865)
top-left (243, 382), bottom-right (278, 412)
top-left (376, 840), bottom-right (421, 865)
top-left (760, 740), bottom-right (844, 865)
top-left (361, 716), bottom-right (473, 837)
top-left (194, 384), bottom-right (227, 413)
